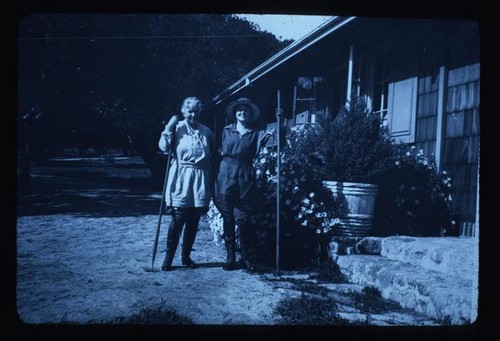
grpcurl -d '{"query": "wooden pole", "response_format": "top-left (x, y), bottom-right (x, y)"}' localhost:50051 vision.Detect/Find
top-left (152, 144), bottom-right (172, 271)
top-left (151, 117), bottom-right (177, 271)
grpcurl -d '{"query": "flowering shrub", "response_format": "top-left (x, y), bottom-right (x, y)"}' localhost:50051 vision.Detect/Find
top-left (255, 126), bottom-right (341, 235)
top-left (206, 199), bottom-right (224, 246)
top-left (252, 129), bottom-right (343, 267)
top-left (373, 145), bottom-right (459, 236)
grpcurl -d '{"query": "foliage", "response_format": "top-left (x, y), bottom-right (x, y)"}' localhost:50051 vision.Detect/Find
top-left (18, 14), bottom-right (290, 187)
top-left (186, 130), bottom-right (461, 240)
top-left (316, 96), bottom-right (396, 184)
top-left (108, 306), bottom-right (193, 325)
top-left (275, 294), bottom-right (348, 325)
top-left (349, 286), bottom-right (401, 314)
top-left (373, 145), bottom-right (460, 237)
top-left (309, 96), bottom-right (457, 237)
top-left (207, 199), bottom-right (224, 246)
top-left (272, 125), bottom-right (342, 234)
top-left (309, 260), bottom-right (349, 283)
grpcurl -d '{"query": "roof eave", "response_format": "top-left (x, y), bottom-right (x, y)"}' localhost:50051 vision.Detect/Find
top-left (211, 16), bottom-right (357, 106)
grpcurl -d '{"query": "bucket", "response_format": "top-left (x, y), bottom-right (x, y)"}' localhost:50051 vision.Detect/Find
top-left (323, 181), bottom-right (378, 237)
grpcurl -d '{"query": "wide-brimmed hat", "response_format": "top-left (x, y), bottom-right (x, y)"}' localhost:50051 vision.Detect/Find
top-left (226, 97), bottom-right (260, 122)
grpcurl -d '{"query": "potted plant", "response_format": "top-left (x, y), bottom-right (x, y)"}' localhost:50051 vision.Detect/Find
top-left (314, 96), bottom-right (396, 237)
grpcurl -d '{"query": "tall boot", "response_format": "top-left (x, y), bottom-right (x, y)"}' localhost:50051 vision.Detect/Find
top-left (181, 213), bottom-right (199, 268)
top-left (238, 223), bottom-right (255, 272)
top-left (222, 219), bottom-right (238, 270)
top-left (162, 215), bottom-right (182, 271)
top-left (223, 235), bottom-right (238, 271)
top-left (162, 236), bottom-right (177, 271)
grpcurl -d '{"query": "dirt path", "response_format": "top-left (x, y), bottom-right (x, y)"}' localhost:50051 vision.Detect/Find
top-left (16, 214), bottom-right (295, 324)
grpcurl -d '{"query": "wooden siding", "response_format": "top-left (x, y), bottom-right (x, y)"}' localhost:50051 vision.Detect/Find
top-left (443, 137), bottom-right (480, 168)
top-left (417, 116), bottom-right (437, 141)
top-left (442, 63), bottom-right (480, 225)
top-left (414, 63), bottom-right (480, 230)
top-left (418, 141), bottom-right (436, 160)
top-left (447, 63), bottom-right (480, 87)
top-left (417, 92), bottom-right (439, 118)
top-left (415, 73), bottom-right (439, 161)
top-left (446, 81), bottom-right (480, 112)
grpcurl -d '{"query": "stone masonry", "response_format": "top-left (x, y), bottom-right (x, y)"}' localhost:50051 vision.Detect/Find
top-left (330, 235), bottom-right (479, 325)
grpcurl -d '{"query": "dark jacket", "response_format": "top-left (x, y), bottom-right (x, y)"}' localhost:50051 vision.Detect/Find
top-left (215, 123), bottom-right (276, 201)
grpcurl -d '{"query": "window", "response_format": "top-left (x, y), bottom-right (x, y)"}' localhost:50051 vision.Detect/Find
top-left (293, 76), bottom-right (326, 125)
top-left (348, 48), bottom-right (389, 123)
top-left (372, 58), bottom-right (390, 123)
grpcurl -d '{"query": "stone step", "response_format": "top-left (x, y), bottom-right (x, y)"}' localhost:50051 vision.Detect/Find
top-left (335, 253), bottom-right (477, 325)
top-left (355, 236), bottom-right (478, 278)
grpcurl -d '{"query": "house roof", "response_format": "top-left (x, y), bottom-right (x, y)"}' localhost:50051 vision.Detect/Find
top-left (209, 16), bottom-right (357, 107)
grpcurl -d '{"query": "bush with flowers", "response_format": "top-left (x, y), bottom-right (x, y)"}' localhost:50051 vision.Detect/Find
top-left (206, 199), bottom-right (224, 246)
top-left (206, 124), bottom-right (342, 269)
top-left (373, 144), bottom-right (460, 237)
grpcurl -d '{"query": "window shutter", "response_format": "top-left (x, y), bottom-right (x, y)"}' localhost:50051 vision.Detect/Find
top-left (387, 77), bottom-right (418, 143)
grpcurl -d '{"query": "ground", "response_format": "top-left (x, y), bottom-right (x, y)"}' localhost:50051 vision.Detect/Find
top-left (15, 154), bottom-right (440, 328)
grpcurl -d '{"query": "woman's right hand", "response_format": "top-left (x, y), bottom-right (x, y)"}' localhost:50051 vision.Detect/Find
top-left (165, 114), bottom-right (180, 133)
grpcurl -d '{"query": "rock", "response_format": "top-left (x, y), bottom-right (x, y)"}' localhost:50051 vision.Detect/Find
top-left (355, 237), bottom-right (383, 255)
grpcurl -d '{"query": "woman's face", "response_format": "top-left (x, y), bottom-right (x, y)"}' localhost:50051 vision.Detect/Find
top-left (234, 104), bottom-right (252, 123)
top-left (182, 102), bottom-right (201, 126)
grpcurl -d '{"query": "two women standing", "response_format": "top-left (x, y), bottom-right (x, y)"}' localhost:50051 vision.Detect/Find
top-left (158, 96), bottom-right (278, 272)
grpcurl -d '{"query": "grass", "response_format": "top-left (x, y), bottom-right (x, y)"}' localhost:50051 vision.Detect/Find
top-left (275, 294), bottom-right (349, 325)
top-left (108, 306), bottom-right (193, 325)
top-left (270, 261), bottom-right (352, 325)
top-left (272, 285), bottom-right (403, 325)
top-left (308, 260), bottom-right (349, 283)
top-left (270, 265), bottom-right (408, 325)
top-left (349, 286), bottom-right (401, 314)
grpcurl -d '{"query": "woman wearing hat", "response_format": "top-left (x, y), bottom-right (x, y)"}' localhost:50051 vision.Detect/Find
top-left (158, 96), bottom-right (217, 271)
top-left (214, 97), bottom-right (280, 271)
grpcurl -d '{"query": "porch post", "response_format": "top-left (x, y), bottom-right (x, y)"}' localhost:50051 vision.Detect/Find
top-left (346, 45), bottom-right (354, 105)
top-left (435, 65), bottom-right (447, 171)
top-left (292, 85), bottom-right (297, 124)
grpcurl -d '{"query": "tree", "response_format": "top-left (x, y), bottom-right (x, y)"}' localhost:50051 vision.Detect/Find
top-left (18, 14), bottom-right (291, 188)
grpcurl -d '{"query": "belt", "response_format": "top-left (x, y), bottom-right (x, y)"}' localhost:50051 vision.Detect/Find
top-left (222, 156), bottom-right (252, 166)
top-left (178, 161), bottom-right (209, 169)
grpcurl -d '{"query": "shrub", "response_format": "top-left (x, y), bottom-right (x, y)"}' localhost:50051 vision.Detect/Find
top-left (315, 96), bottom-right (395, 184)
top-left (373, 144), bottom-right (460, 236)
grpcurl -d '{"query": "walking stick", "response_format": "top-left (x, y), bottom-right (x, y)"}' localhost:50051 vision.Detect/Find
top-left (151, 118), bottom-right (177, 271)
top-left (275, 90), bottom-right (282, 277)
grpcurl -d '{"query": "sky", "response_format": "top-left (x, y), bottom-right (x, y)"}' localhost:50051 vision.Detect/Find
top-left (235, 14), bottom-right (334, 41)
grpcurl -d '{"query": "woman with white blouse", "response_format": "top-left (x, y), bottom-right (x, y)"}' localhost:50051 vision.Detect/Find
top-left (158, 97), bottom-right (216, 271)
